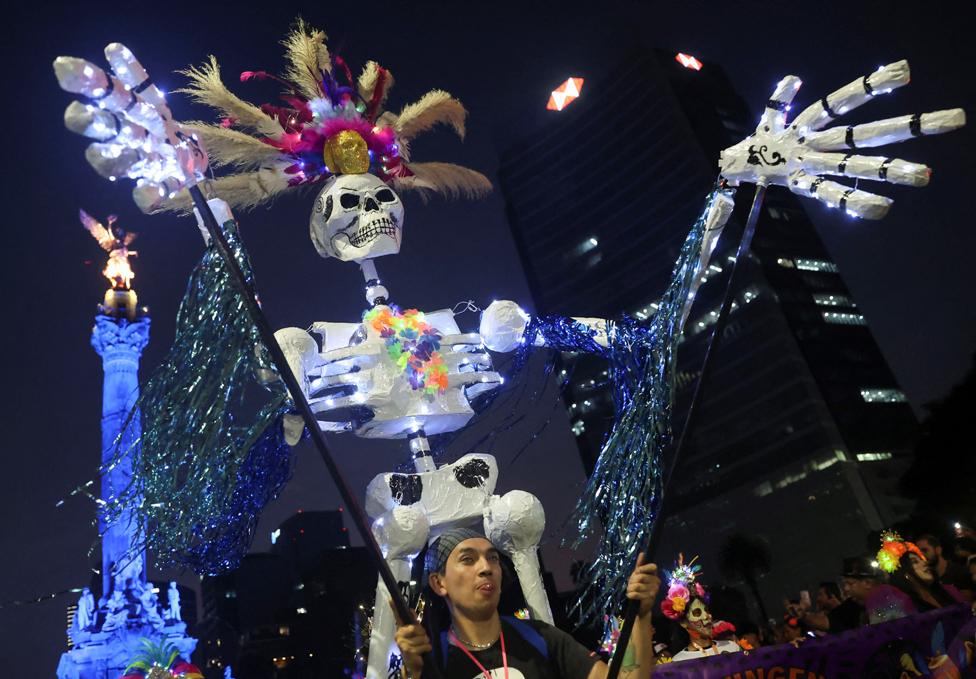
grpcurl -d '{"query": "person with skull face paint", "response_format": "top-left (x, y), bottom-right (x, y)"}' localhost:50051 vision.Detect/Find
top-left (660, 555), bottom-right (740, 662)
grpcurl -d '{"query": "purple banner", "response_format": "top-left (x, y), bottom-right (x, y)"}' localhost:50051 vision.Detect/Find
top-left (653, 605), bottom-right (976, 678)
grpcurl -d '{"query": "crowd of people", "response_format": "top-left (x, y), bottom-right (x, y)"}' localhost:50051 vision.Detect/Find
top-left (778, 531), bottom-right (974, 637)
top-left (391, 526), bottom-right (976, 676)
top-left (652, 529), bottom-right (976, 663)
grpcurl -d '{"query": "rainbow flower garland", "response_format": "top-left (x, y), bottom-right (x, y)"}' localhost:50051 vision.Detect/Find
top-left (364, 306), bottom-right (449, 395)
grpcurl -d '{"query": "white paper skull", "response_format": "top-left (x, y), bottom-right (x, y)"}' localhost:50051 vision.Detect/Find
top-left (309, 173), bottom-right (404, 262)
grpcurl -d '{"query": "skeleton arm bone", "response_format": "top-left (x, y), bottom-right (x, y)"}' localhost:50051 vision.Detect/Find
top-left (479, 191), bottom-right (735, 354)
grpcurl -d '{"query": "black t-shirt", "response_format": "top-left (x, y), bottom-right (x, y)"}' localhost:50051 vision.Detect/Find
top-left (442, 617), bottom-right (598, 679)
top-left (827, 598), bottom-right (864, 633)
top-left (941, 561), bottom-right (973, 592)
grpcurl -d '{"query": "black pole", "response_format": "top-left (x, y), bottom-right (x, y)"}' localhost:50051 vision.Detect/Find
top-left (188, 186), bottom-right (439, 676)
top-left (606, 184), bottom-right (767, 679)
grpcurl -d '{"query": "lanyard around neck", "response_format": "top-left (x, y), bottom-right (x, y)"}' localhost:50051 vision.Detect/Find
top-left (449, 627), bottom-right (508, 679)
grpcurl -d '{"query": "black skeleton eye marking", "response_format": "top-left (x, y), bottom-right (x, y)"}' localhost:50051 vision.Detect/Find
top-left (321, 195), bottom-right (333, 221)
top-left (454, 459), bottom-right (490, 488)
top-left (389, 474), bottom-right (423, 505)
top-left (340, 192), bottom-right (360, 209)
top-left (375, 188), bottom-right (396, 203)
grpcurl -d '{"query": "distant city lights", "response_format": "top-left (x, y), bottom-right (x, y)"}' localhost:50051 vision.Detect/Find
top-left (675, 53), bottom-right (703, 71)
top-left (547, 77), bottom-right (584, 111)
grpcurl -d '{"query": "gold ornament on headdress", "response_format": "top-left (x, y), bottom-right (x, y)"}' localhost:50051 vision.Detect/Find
top-left (323, 130), bottom-right (370, 174)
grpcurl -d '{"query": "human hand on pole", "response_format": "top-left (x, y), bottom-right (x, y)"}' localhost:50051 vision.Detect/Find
top-left (53, 45), bottom-right (209, 213)
top-left (391, 599), bottom-right (430, 679)
top-left (718, 60), bottom-right (965, 219)
top-left (625, 553), bottom-right (661, 619)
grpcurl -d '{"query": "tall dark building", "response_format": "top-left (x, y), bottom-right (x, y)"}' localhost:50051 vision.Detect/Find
top-left (196, 511), bottom-right (375, 678)
top-left (497, 48), bottom-right (919, 617)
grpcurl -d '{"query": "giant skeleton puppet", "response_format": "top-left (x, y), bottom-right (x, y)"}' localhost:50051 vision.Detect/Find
top-left (54, 24), bottom-right (964, 679)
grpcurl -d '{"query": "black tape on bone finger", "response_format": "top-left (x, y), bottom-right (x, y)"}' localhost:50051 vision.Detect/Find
top-left (838, 153), bottom-right (853, 175)
top-left (839, 188), bottom-right (855, 211)
top-left (132, 77), bottom-right (153, 95)
top-left (909, 113), bottom-right (923, 137)
top-left (821, 97), bottom-right (838, 119)
top-left (878, 158), bottom-right (893, 180)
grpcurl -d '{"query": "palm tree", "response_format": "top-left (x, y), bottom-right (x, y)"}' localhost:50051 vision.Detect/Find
top-left (718, 532), bottom-right (772, 624)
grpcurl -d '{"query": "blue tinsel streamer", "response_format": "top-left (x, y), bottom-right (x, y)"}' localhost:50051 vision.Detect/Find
top-left (99, 220), bottom-right (292, 574)
top-left (532, 189), bottom-right (731, 623)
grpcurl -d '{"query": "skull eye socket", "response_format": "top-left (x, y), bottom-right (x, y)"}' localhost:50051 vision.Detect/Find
top-left (339, 193), bottom-right (360, 209)
top-left (375, 188), bottom-right (396, 203)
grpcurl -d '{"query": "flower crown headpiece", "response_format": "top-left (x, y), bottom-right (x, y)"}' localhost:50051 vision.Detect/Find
top-left (167, 19), bottom-right (490, 212)
top-left (875, 529), bottom-right (926, 574)
top-left (661, 553), bottom-right (708, 620)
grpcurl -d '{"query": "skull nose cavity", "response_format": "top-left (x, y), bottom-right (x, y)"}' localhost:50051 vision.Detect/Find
top-left (364, 196), bottom-right (379, 212)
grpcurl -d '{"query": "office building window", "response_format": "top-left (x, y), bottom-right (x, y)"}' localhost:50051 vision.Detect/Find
top-left (822, 311), bottom-right (866, 326)
top-left (813, 293), bottom-right (854, 307)
top-left (860, 388), bottom-right (908, 403)
top-left (795, 258), bottom-right (839, 273)
top-left (856, 452), bottom-right (893, 462)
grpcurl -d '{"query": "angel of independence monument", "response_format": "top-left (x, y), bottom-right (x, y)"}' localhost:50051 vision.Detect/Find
top-left (57, 211), bottom-right (196, 679)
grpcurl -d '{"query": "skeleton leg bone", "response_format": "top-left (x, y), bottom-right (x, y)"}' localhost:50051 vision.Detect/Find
top-left (367, 505), bottom-right (429, 679)
top-left (485, 490), bottom-right (553, 624)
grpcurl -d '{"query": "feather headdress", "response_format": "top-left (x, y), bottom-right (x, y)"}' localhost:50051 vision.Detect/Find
top-left (167, 19), bottom-right (490, 212)
top-left (876, 529), bottom-right (926, 573)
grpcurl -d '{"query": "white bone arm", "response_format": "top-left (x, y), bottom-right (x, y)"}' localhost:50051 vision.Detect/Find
top-left (479, 301), bottom-right (610, 353)
top-left (367, 506), bottom-right (429, 679)
top-left (480, 191), bottom-right (733, 353)
top-left (719, 60), bottom-right (965, 219)
top-left (272, 327), bottom-right (320, 444)
top-left (682, 189), bottom-right (736, 326)
top-left (485, 491), bottom-right (553, 624)
top-left (192, 198), bottom-right (236, 245)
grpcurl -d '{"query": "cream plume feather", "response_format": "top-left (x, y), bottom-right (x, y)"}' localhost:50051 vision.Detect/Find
top-left (187, 123), bottom-right (285, 171)
top-left (160, 166), bottom-right (296, 215)
top-left (282, 20), bottom-right (330, 101)
top-left (393, 90), bottom-right (467, 144)
top-left (358, 61), bottom-right (396, 112)
top-left (394, 162), bottom-right (492, 200)
top-left (177, 57), bottom-right (284, 139)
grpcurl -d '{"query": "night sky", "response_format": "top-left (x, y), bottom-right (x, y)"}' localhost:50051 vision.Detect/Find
top-left (2, 1), bottom-right (973, 671)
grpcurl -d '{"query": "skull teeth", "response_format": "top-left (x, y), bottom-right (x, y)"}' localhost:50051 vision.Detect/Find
top-left (349, 218), bottom-right (398, 247)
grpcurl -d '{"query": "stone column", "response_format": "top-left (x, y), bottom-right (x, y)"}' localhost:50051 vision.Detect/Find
top-left (90, 311), bottom-right (150, 595)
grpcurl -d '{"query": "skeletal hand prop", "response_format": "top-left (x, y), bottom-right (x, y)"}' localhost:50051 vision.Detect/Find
top-left (719, 60), bottom-right (965, 218)
top-left (54, 45), bottom-right (209, 213)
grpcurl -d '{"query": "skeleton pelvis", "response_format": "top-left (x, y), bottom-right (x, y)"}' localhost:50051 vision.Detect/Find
top-left (365, 454), bottom-right (499, 525)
